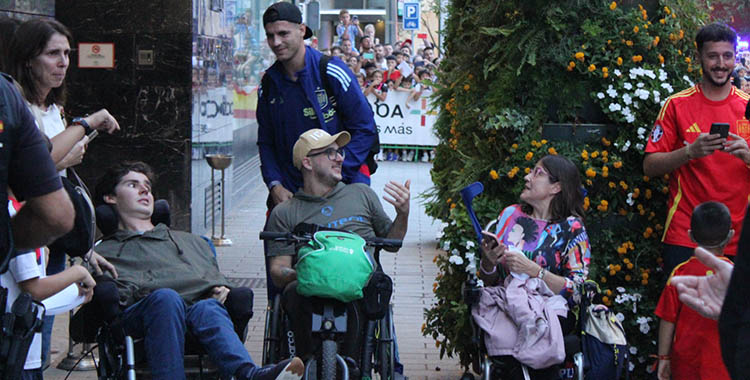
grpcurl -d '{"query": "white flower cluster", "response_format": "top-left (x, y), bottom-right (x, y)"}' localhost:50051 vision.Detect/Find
top-left (445, 240), bottom-right (479, 274)
top-left (597, 65), bottom-right (692, 128)
top-left (636, 316), bottom-right (653, 334)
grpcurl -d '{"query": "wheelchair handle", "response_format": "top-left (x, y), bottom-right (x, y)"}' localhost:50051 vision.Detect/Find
top-left (367, 237), bottom-right (402, 250)
top-left (259, 231), bottom-right (301, 242)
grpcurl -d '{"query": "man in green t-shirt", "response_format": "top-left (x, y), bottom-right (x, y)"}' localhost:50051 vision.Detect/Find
top-left (264, 128), bottom-right (410, 368)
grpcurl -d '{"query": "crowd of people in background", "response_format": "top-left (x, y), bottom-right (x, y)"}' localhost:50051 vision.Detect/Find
top-left (327, 9), bottom-right (440, 104)
top-left (732, 50), bottom-right (750, 92)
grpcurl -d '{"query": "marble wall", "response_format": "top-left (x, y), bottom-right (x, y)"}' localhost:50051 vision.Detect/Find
top-left (56, 0), bottom-right (195, 230)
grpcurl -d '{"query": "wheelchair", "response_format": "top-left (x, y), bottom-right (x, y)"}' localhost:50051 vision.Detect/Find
top-left (67, 200), bottom-right (254, 380)
top-left (259, 225), bottom-right (399, 380)
top-left (462, 276), bottom-right (585, 380)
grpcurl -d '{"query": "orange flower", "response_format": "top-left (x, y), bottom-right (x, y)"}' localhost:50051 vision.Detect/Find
top-left (525, 152), bottom-right (534, 161)
top-left (633, 26), bottom-right (639, 33)
top-left (450, 203), bottom-right (456, 209)
top-left (609, 182), bottom-right (616, 189)
top-left (601, 276), bottom-right (607, 283)
top-left (588, 64), bottom-right (596, 72)
top-left (567, 62), bottom-right (575, 71)
top-left (591, 151), bottom-right (599, 158)
top-left (585, 168), bottom-right (596, 178)
top-left (575, 52), bottom-right (585, 61)
top-left (511, 143), bottom-right (519, 149)
top-left (581, 150), bottom-right (589, 160)
top-left (625, 274), bottom-right (632, 281)
top-left (616, 57), bottom-right (623, 66)
top-left (489, 170), bottom-right (499, 180)
top-left (653, 36), bottom-right (660, 46)
top-left (659, 18), bottom-right (666, 24)
top-left (602, 137), bottom-right (611, 146)
top-left (685, 57), bottom-right (691, 64)
top-left (548, 147), bottom-right (558, 155)
top-left (583, 197), bottom-right (590, 210)
top-left (524, 167), bottom-right (531, 174)
top-left (613, 161), bottom-right (622, 168)
top-left (626, 40), bottom-right (634, 47)
top-left (463, 84), bottom-right (470, 91)
top-left (658, 54), bottom-right (665, 64)
top-left (609, 1), bottom-right (617, 10)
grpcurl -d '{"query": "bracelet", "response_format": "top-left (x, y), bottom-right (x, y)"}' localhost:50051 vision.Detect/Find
top-left (657, 354), bottom-right (670, 360)
top-left (536, 267), bottom-right (546, 280)
top-left (479, 262), bottom-right (497, 275)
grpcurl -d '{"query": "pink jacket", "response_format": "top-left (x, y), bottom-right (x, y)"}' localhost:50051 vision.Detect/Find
top-left (471, 276), bottom-right (568, 369)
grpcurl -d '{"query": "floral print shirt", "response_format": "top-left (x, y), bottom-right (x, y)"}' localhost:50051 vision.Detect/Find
top-left (488, 205), bottom-right (591, 300)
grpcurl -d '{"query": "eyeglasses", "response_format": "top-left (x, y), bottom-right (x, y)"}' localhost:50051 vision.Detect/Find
top-left (307, 147), bottom-right (346, 161)
top-left (532, 166), bottom-right (558, 182)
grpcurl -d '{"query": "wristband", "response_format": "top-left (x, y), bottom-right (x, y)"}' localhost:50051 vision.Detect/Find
top-left (536, 267), bottom-right (546, 280)
top-left (479, 262), bottom-right (497, 275)
top-left (658, 355), bottom-right (670, 360)
top-left (72, 117), bottom-right (93, 135)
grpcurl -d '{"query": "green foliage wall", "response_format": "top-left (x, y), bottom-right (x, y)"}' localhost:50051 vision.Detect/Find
top-left (423, 0), bottom-right (711, 377)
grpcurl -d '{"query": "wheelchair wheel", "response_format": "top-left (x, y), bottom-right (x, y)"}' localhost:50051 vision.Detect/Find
top-left (321, 339), bottom-right (338, 380)
top-left (376, 305), bottom-right (394, 380)
top-left (262, 294), bottom-right (282, 365)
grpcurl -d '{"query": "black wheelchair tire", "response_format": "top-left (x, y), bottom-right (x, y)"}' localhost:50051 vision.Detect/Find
top-left (321, 339), bottom-right (338, 380)
top-left (377, 305), bottom-right (395, 380)
top-left (263, 294), bottom-right (282, 366)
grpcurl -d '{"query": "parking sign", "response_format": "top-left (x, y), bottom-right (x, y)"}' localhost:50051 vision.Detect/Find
top-left (403, 2), bottom-right (420, 30)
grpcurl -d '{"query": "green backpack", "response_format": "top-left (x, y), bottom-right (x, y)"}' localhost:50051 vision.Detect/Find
top-left (296, 230), bottom-right (374, 302)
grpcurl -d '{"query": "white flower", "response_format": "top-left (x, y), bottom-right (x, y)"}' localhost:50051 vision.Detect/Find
top-left (617, 287), bottom-right (626, 293)
top-left (630, 362), bottom-right (636, 372)
top-left (626, 193), bottom-right (635, 206)
top-left (609, 103), bottom-right (622, 112)
top-left (636, 143), bottom-right (644, 150)
top-left (465, 240), bottom-right (475, 250)
top-left (626, 114), bottom-right (635, 123)
top-left (633, 101), bottom-right (640, 109)
top-left (635, 89), bottom-right (649, 100)
top-left (442, 241), bottom-right (450, 251)
top-left (597, 92), bottom-right (605, 99)
top-left (639, 322), bottom-right (650, 334)
top-left (451, 248), bottom-right (459, 256)
top-left (621, 140), bottom-right (631, 152)
top-left (661, 82), bottom-right (674, 93)
top-left (637, 127), bottom-right (647, 137)
top-left (637, 82), bottom-right (645, 88)
top-left (607, 87), bottom-right (618, 98)
top-left (476, 279), bottom-right (485, 287)
top-left (658, 69), bottom-right (668, 81)
top-left (449, 255), bottom-right (464, 265)
top-left (653, 91), bottom-right (661, 103)
top-left (644, 69), bottom-right (655, 79)
top-left (465, 261), bottom-right (476, 273)
top-left (465, 252), bottom-right (476, 262)
top-left (622, 94), bottom-right (632, 105)
top-left (623, 82), bottom-right (633, 90)
top-left (630, 346), bottom-right (638, 355)
top-left (614, 69), bottom-right (622, 76)
top-left (615, 312), bottom-right (625, 322)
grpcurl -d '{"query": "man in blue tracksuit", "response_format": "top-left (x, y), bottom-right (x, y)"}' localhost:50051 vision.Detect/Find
top-left (257, 2), bottom-right (377, 209)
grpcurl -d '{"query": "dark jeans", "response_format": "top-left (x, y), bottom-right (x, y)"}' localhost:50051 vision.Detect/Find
top-left (21, 368), bottom-right (43, 380)
top-left (120, 288), bottom-right (259, 380)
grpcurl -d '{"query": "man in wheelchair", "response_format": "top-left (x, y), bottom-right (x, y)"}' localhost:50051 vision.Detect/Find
top-left (264, 129), bottom-right (410, 376)
top-left (90, 161), bottom-right (304, 380)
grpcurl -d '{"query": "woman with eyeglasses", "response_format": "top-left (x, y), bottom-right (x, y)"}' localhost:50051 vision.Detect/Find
top-left (476, 154), bottom-right (590, 380)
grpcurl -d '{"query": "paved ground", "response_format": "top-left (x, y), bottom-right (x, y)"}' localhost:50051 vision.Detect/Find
top-left (44, 161), bottom-right (465, 379)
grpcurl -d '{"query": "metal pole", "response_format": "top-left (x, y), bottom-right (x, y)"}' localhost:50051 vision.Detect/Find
top-left (211, 168), bottom-right (216, 239)
top-left (220, 168), bottom-right (226, 239)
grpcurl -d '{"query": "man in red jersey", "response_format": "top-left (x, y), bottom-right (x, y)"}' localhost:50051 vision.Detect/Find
top-left (644, 22), bottom-right (750, 276)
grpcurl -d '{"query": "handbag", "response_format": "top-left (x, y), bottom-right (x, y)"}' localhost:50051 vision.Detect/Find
top-left (48, 168), bottom-right (96, 257)
top-left (295, 230), bottom-right (374, 303)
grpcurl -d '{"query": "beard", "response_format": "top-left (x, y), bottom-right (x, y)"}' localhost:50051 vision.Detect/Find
top-left (702, 63), bottom-right (732, 88)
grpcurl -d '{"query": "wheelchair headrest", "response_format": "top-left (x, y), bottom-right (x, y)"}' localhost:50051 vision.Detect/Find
top-left (95, 199), bottom-right (171, 236)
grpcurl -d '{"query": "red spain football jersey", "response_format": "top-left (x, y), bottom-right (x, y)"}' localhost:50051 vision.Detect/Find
top-left (645, 85), bottom-right (750, 255)
top-left (655, 256), bottom-right (733, 380)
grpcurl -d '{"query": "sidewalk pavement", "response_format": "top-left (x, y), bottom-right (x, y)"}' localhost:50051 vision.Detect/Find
top-left (44, 161), bottom-right (464, 379)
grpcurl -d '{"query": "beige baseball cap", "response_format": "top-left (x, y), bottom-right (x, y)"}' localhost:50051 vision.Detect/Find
top-left (292, 129), bottom-right (351, 170)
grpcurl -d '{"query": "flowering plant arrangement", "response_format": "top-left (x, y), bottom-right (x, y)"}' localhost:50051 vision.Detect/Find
top-left (423, 0), bottom-right (709, 377)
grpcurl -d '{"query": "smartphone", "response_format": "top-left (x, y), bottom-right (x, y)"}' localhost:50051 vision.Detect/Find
top-left (363, 52), bottom-right (374, 60)
top-left (86, 130), bottom-right (99, 142)
top-left (710, 123), bottom-right (730, 139)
